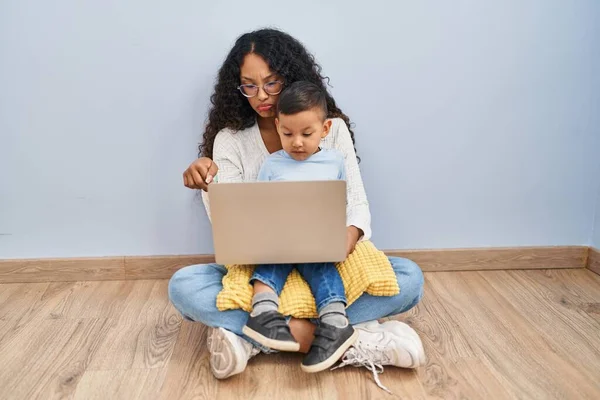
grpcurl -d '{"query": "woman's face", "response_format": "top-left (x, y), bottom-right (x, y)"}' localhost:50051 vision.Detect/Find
top-left (239, 53), bottom-right (284, 119)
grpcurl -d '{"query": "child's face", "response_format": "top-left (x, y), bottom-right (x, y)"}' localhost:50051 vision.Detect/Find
top-left (276, 109), bottom-right (332, 161)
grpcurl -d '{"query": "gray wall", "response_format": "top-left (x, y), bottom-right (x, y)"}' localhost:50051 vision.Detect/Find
top-left (1, 0), bottom-right (599, 258)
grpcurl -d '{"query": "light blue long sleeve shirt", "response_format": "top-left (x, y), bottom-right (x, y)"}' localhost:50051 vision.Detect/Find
top-left (257, 149), bottom-right (346, 182)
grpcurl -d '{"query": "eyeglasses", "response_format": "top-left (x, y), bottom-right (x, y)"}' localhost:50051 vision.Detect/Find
top-left (237, 81), bottom-right (284, 98)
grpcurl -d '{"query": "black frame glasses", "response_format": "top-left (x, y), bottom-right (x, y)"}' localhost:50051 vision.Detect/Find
top-left (237, 81), bottom-right (284, 98)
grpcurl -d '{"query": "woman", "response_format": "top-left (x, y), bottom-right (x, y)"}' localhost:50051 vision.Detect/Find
top-left (169, 28), bottom-right (426, 382)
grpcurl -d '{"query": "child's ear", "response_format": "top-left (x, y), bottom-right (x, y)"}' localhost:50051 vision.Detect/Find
top-left (275, 117), bottom-right (281, 133)
top-left (321, 119), bottom-right (333, 139)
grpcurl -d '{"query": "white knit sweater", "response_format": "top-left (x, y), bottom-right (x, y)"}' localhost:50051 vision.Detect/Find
top-left (202, 118), bottom-right (372, 240)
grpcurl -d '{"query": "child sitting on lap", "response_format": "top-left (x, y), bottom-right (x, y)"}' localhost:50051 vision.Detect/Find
top-left (242, 81), bottom-right (358, 373)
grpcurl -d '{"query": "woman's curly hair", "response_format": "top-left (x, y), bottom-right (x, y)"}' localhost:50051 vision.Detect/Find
top-left (199, 28), bottom-right (357, 159)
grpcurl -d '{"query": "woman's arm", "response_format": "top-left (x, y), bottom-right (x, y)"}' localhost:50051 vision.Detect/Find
top-left (333, 119), bottom-right (373, 242)
top-left (200, 131), bottom-right (245, 221)
top-left (183, 158), bottom-right (219, 191)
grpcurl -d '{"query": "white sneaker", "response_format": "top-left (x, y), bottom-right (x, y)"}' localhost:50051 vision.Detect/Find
top-left (332, 320), bottom-right (426, 392)
top-left (207, 327), bottom-right (260, 379)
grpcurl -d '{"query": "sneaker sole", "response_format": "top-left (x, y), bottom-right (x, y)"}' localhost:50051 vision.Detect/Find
top-left (301, 329), bottom-right (359, 373)
top-left (208, 328), bottom-right (240, 379)
top-left (242, 325), bottom-right (301, 352)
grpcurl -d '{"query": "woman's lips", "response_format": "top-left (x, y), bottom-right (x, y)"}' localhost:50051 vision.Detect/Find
top-left (257, 104), bottom-right (273, 112)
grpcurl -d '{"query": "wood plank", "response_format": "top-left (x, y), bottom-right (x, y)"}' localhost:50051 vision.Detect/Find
top-left (87, 280), bottom-right (182, 370)
top-left (11, 280), bottom-right (140, 322)
top-left (0, 257), bottom-right (126, 283)
top-left (0, 318), bottom-right (111, 400)
top-left (512, 269), bottom-right (600, 325)
top-left (158, 320), bottom-right (216, 399)
top-left (0, 246), bottom-right (589, 282)
top-left (521, 268), bottom-right (600, 307)
top-left (0, 282), bottom-right (49, 320)
top-left (400, 290), bottom-right (477, 362)
top-left (124, 255), bottom-right (214, 279)
top-left (0, 319), bottom-right (17, 343)
top-left (588, 247), bottom-right (600, 275)
top-left (2, 270), bottom-right (600, 399)
top-left (333, 365), bottom-right (417, 400)
top-left (73, 368), bottom-right (168, 400)
top-left (399, 278), bottom-right (514, 400)
top-left (425, 271), bottom-right (600, 398)
top-left (438, 358), bottom-right (515, 400)
top-left (161, 322), bottom-right (340, 400)
top-left (48, 281), bottom-right (140, 320)
top-left (2, 281), bottom-right (170, 349)
top-left (0, 282), bottom-right (71, 347)
top-left (388, 246), bottom-right (587, 271)
top-left (221, 352), bottom-right (339, 400)
top-left (480, 270), bottom-right (600, 381)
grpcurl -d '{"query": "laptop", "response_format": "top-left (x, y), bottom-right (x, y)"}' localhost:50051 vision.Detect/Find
top-left (208, 180), bottom-right (347, 265)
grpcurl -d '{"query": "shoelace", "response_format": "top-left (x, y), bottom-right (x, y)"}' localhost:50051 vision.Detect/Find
top-left (249, 345), bottom-right (261, 357)
top-left (207, 332), bottom-right (214, 350)
top-left (331, 345), bottom-right (392, 394)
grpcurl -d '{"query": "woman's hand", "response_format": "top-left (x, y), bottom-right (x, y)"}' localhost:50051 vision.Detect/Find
top-left (346, 225), bottom-right (363, 258)
top-left (183, 157), bottom-right (219, 191)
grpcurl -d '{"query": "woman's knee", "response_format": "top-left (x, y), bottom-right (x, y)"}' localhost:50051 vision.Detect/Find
top-left (389, 256), bottom-right (425, 309)
top-left (168, 264), bottom-right (226, 323)
top-left (168, 266), bottom-right (197, 305)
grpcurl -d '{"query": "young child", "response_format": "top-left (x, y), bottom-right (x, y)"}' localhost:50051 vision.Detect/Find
top-left (242, 81), bottom-right (358, 373)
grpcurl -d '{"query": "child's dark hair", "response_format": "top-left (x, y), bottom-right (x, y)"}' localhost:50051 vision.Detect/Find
top-left (277, 81), bottom-right (328, 120)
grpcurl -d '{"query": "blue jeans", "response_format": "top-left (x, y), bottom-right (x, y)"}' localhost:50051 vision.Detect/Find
top-left (168, 257), bottom-right (424, 341)
top-left (252, 263), bottom-right (346, 311)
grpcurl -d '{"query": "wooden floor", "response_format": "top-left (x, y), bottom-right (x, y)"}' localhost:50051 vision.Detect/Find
top-left (1, 269), bottom-right (599, 400)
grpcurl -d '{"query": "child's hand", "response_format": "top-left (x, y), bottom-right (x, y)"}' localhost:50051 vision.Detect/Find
top-left (346, 226), bottom-right (362, 258)
top-left (183, 157), bottom-right (219, 191)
